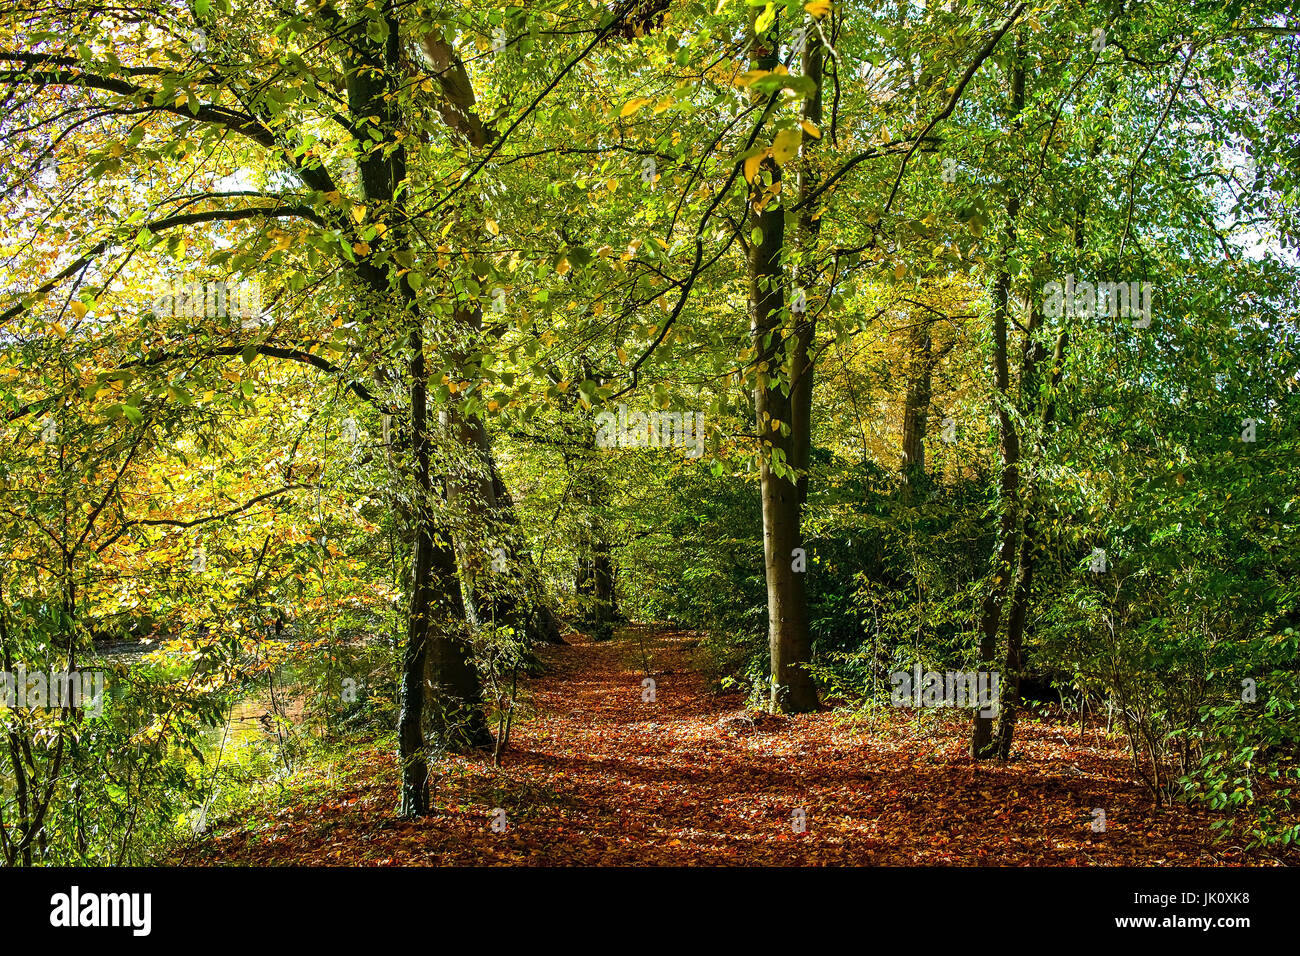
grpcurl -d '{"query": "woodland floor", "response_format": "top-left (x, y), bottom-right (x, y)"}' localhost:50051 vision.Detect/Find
top-left (184, 627), bottom-right (1295, 866)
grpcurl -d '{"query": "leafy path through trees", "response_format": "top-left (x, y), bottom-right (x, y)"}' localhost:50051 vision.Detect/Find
top-left (188, 628), bottom-right (1289, 866)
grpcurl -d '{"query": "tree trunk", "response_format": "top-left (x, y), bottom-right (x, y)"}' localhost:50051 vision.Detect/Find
top-left (900, 321), bottom-right (934, 495)
top-left (971, 276), bottom-right (1021, 758)
top-left (971, 51), bottom-right (1025, 759)
top-left (398, 323), bottom-right (494, 817)
top-left (420, 30), bottom-right (565, 647)
top-left (748, 9), bottom-right (820, 714)
top-left (992, 327), bottom-right (1067, 758)
top-left (575, 461), bottom-right (618, 640)
top-left (986, 85), bottom-right (1108, 761)
top-left (344, 5), bottom-right (490, 814)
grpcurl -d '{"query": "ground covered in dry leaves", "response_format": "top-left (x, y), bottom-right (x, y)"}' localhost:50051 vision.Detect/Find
top-left (186, 628), bottom-right (1295, 866)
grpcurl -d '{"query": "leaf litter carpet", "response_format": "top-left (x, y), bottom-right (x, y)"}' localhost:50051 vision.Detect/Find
top-left (188, 628), bottom-right (1292, 866)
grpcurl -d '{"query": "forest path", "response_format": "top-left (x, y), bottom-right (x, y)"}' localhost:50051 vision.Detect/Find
top-left (190, 627), bottom-right (1270, 865)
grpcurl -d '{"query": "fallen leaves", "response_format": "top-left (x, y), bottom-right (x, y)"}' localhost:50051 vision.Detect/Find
top-left (186, 629), bottom-right (1297, 867)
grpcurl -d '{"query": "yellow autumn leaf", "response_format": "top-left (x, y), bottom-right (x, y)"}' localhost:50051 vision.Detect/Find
top-left (619, 97), bottom-right (651, 118)
top-left (894, 262), bottom-right (907, 280)
top-left (353, 241), bottom-right (371, 256)
top-left (69, 301), bottom-right (88, 319)
top-left (805, 0), bottom-right (832, 17)
top-left (556, 257), bottom-right (571, 275)
top-left (743, 148), bottom-right (771, 184)
top-left (351, 204), bottom-right (366, 223)
top-left (800, 120), bottom-right (822, 139)
top-left (772, 128), bottom-right (801, 165)
top-left (485, 219), bottom-right (499, 236)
